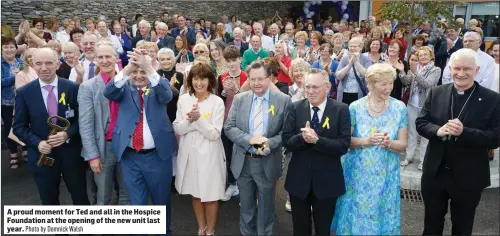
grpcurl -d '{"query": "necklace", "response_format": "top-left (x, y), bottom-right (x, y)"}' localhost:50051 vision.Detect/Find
top-left (196, 93), bottom-right (210, 102)
top-left (367, 95), bottom-right (388, 113)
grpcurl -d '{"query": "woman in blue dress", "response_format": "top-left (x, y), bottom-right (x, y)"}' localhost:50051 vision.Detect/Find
top-left (331, 63), bottom-right (408, 235)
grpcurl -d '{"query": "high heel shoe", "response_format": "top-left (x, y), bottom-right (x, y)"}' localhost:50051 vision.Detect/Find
top-left (198, 226), bottom-right (207, 235)
top-left (206, 231), bottom-right (215, 235)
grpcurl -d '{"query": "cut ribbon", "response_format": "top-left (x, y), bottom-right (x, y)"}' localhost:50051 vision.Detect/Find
top-left (58, 92), bottom-right (66, 105)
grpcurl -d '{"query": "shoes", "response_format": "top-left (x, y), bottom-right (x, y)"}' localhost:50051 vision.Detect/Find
top-left (418, 162), bottom-right (423, 171)
top-left (400, 159), bottom-right (411, 166)
top-left (285, 200), bottom-right (291, 212)
top-left (221, 184), bottom-right (239, 201)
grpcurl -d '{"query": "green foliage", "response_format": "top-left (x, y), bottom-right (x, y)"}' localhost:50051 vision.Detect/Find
top-left (377, 1), bottom-right (462, 29)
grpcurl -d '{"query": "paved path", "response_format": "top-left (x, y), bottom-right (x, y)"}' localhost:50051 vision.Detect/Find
top-left (1, 150), bottom-right (499, 235)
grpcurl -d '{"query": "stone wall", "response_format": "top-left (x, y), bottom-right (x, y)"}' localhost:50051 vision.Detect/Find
top-left (1, 0), bottom-right (302, 32)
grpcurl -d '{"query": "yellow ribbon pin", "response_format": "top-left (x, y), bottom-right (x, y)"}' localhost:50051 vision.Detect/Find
top-left (267, 105), bottom-right (275, 116)
top-left (203, 112), bottom-right (210, 119)
top-left (144, 88), bottom-right (150, 95)
top-left (322, 117), bottom-right (330, 129)
top-left (58, 92), bottom-right (66, 105)
top-left (175, 78), bottom-right (180, 84)
top-left (371, 126), bottom-right (375, 135)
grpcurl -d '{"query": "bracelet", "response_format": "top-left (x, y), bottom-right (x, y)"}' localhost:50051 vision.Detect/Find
top-left (387, 139), bottom-right (393, 149)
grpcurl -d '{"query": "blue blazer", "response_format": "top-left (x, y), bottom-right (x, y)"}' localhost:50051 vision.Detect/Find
top-left (103, 77), bottom-right (177, 161)
top-left (13, 77), bottom-right (81, 173)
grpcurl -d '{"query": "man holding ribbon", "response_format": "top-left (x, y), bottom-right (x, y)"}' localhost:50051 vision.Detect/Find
top-left (13, 47), bottom-right (89, 205)
top-left (224, 60), bottom-right (290, 235)
top-left (282, 68), bottom-right (351, 235)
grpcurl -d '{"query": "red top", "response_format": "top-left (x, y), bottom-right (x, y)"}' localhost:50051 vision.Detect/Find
top-left (276, 55), bottom-right (292, 85)
top-left (385, 36), bottom-right (407, 60)
top-left (220, 71), bottom-right (248, 122)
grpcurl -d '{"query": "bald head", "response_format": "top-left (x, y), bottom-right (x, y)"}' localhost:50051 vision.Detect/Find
top-left (250, 35), bottom-right (261, 50)
top-left (33, 48), bottom-right (60, 83)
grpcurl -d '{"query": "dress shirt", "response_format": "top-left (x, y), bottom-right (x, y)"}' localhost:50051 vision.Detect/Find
top-left (102, 73), bottom-right (120, 141)
top-left (249, 88), bottom-right (270, 137)
top-left (98, 34), bottom-right (124, 54)
top-left (442, 49), bottom-right (495, 89)
top-left (270, 34), bottom-right (280, 44)
top-left (69, 58), bottom-right (120, 82)
top-left (260, 34), bottom-right (275, 53)
top-left (56, 30), bottom-right (70, 45)
top-left (309, 98), bottom-right (327, 122)
top-left (225, 24), bottom-right (233, 36)
top-left (114, 71), bottom-right (161, 149)
top-left (39, 77), bottom-right (59, 111)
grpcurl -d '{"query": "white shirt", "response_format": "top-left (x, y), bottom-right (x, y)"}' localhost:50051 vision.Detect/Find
top-left (39, 77), bottom-right (58, 111)
top-left (99, 34), bottom-right (124, 54)
top-left (309, 98), bottom-right (327, 122)
top-left (260, 35), bottom-right (275, 53)
top-left (69, 58), bottom-right (120, 82)
top-left (493, 63), bottom-right (499, 93)
top-left (132, 24), bottom-right (138, 38)
top-left (56, 30), bottom-right (70, 46)
top-left (442, 49), bottom-right (495, 90)
top-left (270, 34), bottom-right (280, 44)
top-left (114, 70), bottom-right (161, 149)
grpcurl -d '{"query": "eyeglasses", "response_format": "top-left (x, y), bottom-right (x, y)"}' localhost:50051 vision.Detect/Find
top-left (304, 83), bottom-right (328, 91)
top-left (194, 50), bottom-right (206, 55)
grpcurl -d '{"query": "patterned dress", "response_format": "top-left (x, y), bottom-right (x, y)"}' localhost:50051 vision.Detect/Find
top-left (331, 97), bottom-right (408, 235)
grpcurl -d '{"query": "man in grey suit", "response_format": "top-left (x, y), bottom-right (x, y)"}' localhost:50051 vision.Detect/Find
top-left (225, 60), bottom-right (291, 235)
top-left (78, 41), bottom-right (129, 205)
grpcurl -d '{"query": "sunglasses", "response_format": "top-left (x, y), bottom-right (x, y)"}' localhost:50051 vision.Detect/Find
top-left (194, 50), bottom-right (206, 55)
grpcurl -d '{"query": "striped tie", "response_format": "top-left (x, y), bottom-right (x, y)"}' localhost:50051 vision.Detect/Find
top-left (253, 97), bottom-right (264, 136)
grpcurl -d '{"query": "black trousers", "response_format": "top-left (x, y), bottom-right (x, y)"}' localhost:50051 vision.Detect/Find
top-left (32, 147), bottom-right (90, 205)
top-left (221, 130), bottom-right (236, 185)
top-left (342, 92), bottom-right (359, 106)
top-left (1, 105), bottom-right (18, 154)
top-left (422, 166), bottom-right (483, 235)
top-left (289, 188), bottom-right (337, 235)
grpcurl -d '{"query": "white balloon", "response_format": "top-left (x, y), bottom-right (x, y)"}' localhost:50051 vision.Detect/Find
top-left (304, 2), bottom-right (311, 8)
top-left (311, 1), bottom-right (316, 5)
top-left (341, 5), bottom-right (347, 10)
top-left (304, 8), bottom-right (310, 14)
top-left (343, 13), bottom-right (349, 19)
top-left (310, 12), bottom-right (315, 17)
top-left (317, 0), bottom-right (322, 4)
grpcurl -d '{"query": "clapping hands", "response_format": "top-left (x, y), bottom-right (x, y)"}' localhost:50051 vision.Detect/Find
top-left (300, 121), bottom-right (319, 144)
top-left (186, 103), bottom-right (201, 122)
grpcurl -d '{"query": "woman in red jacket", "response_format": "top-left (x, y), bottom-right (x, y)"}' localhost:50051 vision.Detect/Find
top-left (385, 27), bottom-right (407, 60)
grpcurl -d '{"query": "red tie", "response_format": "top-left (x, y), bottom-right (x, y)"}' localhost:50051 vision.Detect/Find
top-left (132, 90), bottom-right (144, 152)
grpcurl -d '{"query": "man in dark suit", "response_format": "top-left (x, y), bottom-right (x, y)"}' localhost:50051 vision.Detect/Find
top-left (228, 27), bottom-right (249, 57)
top-left (170, 15), bottom-right (195, 46)
top-left (13, 48), bottom-right (89, 205)
top-left (156, 22), bottom-right (175, 50)
top-left (104, 49), bottom-right (177, 236)
top-left (282, 68), bottom-right (351, 235)
top-left (446, 27), bottom-right (463, 57)
top-left (131, 20), bottom-right (152, 49)
top-left (416, 48), bottom-right (500, 235)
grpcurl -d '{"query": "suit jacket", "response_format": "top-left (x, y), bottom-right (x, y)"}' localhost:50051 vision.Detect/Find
top-left (157, 36), bottom-right (175, 50)
top-left (224, 90), bottom-right (291, 181)
top-left (13, 77), bottom-right (81, 173)
top-left (228, 40), bottom-right (249, 57)
top-left (103, 74), bottom-right (177, 161)
top-left (447, 38), bottom-right (463, 58)
top-left (416, 82), bottom-right (500, 190)
top-left (282, 98), bottom-right (351, 200)
top-left (78, 74), bottom-right (110, 161)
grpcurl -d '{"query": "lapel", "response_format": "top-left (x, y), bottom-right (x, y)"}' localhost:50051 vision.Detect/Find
top-left (303, 99), bottom-right (330, 135)
top-left (440, 84), bottom-right (453, 125)
top-left (302, 100), bottom-right (312, 126)
top-left (316, 99), bottom-right (330, 136)
top-left (459, 82), bottom-right (482, 126)
top-left (95, 75), bottom-right (110, 124)
top-left (266, 91), bottom-right (275, 134)
top-left (57, 77), bottom-right (68, 120)
top-left (32, 80), bottom-right (49, 120)
top-left (242, 92), bottom-right (253, 134)
top-left (128, 81), bottom-right (141, 112)
top-left (143, 84), bottom-right (152, 114)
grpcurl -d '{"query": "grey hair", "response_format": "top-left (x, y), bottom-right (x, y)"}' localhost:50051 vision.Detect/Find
top-left (33, 47), bottom-right (59, 62)
top-left (157, 47), bottom-right (175, 58)
top-left (306, 68), bottom-right (329, 83)
top-left (463, 31), bottom-right (481, 41)
top-left (156, 22), bottom-right (168, 30)
top-left (449, 48), bottom-right (478, 68)
top-left (138, 20), bottom-right (151, 30)
top-left (233, 27), bottom-right (242, 35)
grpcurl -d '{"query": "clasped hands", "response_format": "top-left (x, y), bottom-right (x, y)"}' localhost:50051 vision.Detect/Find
top-left (249, 135), bottom-right (269, 156)
top-left (38, 132), bottom-right (69, 155)
top-left (123, 48), bottom-right (155, 76)
top-left (186, 103), bottom-right (201, 123)
top-left (301, 121), bottom-right (319, 144)
top-left (365, 130), bottom-right (391, 148)
top-left (437, 118), bottom-right (464, 138)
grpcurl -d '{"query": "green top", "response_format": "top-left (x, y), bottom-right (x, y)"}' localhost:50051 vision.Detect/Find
top-left (241, 48), bottom-right (270, 70)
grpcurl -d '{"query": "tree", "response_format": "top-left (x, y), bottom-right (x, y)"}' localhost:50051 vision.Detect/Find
top-left (377, 0), bottom-right (462, 53)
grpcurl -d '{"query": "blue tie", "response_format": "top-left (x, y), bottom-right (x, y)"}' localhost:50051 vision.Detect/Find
top-left (88, 62), bottom-right (95, 80)
top-left (312, 106), bottom-right (320, 132)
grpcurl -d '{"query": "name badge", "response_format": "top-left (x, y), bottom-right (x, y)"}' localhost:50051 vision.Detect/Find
top-left (65, 109), bottom-right (75, 119)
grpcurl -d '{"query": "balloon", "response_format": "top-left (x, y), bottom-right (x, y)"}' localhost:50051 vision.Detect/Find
top-left (310, 12), bottom-right (315, 17)
top-left (304, 8), bottom-right (310, 14)
top-left (311, 1), bottom-right (316, 5)
top-left (304, 2), bottom-right (311, 8)
top-left (343, 13), bottom-right (349, 20)
top-left (341, 5), bottom-right (347, 10)
top-left (343, 0), bottom-right (349, 4)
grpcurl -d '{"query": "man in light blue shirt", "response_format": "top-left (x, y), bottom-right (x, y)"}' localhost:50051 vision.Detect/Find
top-left (442, 32), bottom-right (495, 90)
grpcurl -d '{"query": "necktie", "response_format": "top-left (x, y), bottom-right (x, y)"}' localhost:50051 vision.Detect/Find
top-left (253, 97), bottom-right (264, 136)
top-left (312, 106), bottom-right (320, 132)
top-left (43, 85), bottom-right (58, 124)
top-left (88, 62), bottom-right (95, 80)
top-left (273, 36), bottom-right (276, 44)
top-left (132, 90), bottom-right (144, 152)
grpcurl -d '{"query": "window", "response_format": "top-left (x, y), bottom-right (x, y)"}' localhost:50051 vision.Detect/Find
top-left (471, 2), bottom-right (500, 39)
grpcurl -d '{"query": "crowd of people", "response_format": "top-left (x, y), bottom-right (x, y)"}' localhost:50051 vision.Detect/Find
top-left (1, 9), bottom-right (500, 236)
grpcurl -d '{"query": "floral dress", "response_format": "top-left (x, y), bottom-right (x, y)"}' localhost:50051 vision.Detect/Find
top-left (331, 96), bottom-right (408, 235)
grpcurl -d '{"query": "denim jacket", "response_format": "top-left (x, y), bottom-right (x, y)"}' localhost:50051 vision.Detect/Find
top-left (1, 57), bottom-right (24, 105)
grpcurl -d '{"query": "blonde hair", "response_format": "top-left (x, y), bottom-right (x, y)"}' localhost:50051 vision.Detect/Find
top-left (62, 42), bottom-right (80, 53)
top-left (138, 41), bottom-right (159, 53)
top-left (21, 48), bottom-right (37, 72)
top-left (416, 46), bottom-right (435, 61)
top-left (46, 40), bottom-right (62, 55)
top-left (295, 31), bottom-right (308, 41)
top-left (289, 57), bottom-right (310, 83)
top-left (349, 37), bottom-right (364, 47)
top-left (332, 33), bottom-right (344, 41)
top-left (365, 63), bottom-right (396, 87)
